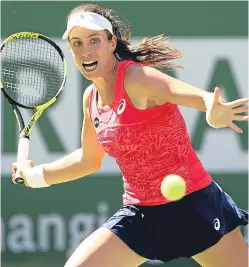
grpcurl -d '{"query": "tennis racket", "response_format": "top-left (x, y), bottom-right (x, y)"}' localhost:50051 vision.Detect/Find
top-left (1, 32), bottom-right (67, 184)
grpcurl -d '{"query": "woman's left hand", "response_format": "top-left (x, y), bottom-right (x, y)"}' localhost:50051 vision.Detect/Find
top-left (206, 87), bottom-right (249, 133)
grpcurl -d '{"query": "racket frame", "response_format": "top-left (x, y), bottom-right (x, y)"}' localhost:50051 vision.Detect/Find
top-left (1, 32), bottom-right (67, 184)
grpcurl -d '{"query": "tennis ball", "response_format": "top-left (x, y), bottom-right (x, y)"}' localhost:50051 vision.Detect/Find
top-left (161, 174), bottom-right (186, 201)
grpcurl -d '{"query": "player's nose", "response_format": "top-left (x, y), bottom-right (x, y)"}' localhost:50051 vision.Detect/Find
top-left (80, 48), bottom-right (92, 58)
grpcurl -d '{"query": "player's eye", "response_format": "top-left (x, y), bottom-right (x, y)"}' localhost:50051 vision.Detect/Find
top-left (90, 38), bottom-right (100, 44)
top-left (72, 40), bottom-right (82, 47)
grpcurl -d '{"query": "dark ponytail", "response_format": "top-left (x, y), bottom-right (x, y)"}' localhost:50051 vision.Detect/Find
top-left (114, 35), bottom-right (183, 69)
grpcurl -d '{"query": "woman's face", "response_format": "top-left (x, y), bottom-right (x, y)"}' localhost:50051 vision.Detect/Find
top-left (68, 26), bottom-right (117, 80)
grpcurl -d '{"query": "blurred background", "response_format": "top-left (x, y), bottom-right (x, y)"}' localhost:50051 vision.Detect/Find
top-left (1, 1), bottom-right (248, 267)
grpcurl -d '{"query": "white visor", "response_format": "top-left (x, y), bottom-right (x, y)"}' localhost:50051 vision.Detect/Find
top-left (62, 12), bottom-right (113, 40)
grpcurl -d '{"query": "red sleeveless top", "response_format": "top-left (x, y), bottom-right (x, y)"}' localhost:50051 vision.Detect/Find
top-left (89, 60), bottom-right (212, 206)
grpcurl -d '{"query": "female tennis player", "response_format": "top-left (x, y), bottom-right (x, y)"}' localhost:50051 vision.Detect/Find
top-left (12, 4), bottom-right (248, 267)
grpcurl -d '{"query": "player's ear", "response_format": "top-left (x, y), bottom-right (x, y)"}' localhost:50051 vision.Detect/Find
top-left (109, 35), bottom-right (117, 53)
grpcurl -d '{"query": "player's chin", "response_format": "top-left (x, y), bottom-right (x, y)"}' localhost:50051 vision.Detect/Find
top-left (81, 72), bottom-right (100, 81)
top-left (80, 66), bottom-right (101, 80)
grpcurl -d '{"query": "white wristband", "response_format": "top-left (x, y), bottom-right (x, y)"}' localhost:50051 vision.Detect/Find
top-left (24, 165), bottom-right (50, 188)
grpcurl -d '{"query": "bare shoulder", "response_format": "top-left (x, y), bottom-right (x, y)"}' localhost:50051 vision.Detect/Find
top-left (125, 64), bottom-right (147, 86)
top-left (83, 84), bottom-right (94, 104)
top-left (82, 84), bottom-right (94, 114)
top-left (125, 64), bottom-right (165, 83)
top-left (124, 64), bottom-right (169, 100)
top-left (124, 65), bottom-right (148, 97)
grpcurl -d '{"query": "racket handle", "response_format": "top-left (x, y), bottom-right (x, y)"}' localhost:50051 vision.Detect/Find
top-left (15, 137), bottom-right (30, 184)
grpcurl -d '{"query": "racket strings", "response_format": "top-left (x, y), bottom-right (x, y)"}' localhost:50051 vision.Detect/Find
top-left (1, 37), bottom-right (64, 107)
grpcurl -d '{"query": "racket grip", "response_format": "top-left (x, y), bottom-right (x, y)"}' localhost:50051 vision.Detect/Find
top-left (15, 137), bottom-right (30, 184)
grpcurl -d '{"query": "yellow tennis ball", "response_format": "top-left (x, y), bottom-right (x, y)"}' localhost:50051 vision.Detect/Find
top-left (161, 174), bottom-right (186, 201)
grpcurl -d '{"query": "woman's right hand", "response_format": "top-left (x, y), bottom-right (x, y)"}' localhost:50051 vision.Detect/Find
top-left (12, 160), bottom-right (34, 186)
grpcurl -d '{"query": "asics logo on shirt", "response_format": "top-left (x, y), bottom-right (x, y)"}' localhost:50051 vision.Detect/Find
top-left (117, 98), bottom-right (126, 115)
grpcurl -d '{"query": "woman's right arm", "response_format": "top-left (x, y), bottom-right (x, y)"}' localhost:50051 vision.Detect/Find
top-left (12, 86), bottom-right (105, 186)
top-left (43, 86), bottom-right (105, 185)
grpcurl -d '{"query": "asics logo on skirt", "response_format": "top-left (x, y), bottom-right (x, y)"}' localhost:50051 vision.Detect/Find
top-left (213, 218), bottom-right (221, 230)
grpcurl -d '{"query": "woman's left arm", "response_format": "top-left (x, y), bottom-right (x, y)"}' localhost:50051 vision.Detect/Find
top-left (125, 65), bottom-right (249, 133)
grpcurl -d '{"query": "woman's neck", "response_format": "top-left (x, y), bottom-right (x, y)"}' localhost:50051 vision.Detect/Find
top-left (93, 58), bottom-right (120, 106)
